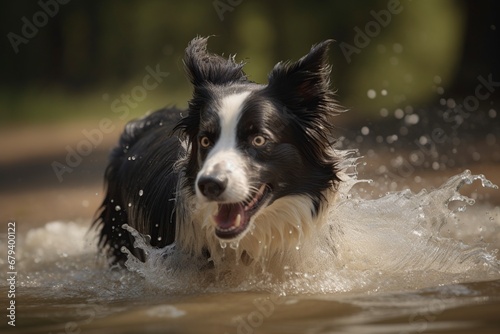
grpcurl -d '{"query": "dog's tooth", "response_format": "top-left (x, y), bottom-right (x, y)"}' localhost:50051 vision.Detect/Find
top-left (235, 214), bottom-right (241, 228)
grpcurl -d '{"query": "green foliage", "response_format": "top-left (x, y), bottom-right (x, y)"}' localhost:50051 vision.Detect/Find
top-left (0, 0), bottom-right (467, 124)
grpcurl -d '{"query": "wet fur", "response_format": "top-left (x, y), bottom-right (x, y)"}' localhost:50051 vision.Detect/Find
top-left (94, 37), bottom-right (343, 268)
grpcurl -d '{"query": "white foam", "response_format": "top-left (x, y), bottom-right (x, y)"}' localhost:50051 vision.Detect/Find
top-left (120, 169), bottom-right (500, 294)
top-left (1, 171), bottom-right (499, 298)
top-left (145, 305), bottom-right (186, 318)
top-left (21, 221), bottom-right (96, 263)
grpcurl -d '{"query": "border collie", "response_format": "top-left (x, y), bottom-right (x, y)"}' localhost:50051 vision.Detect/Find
top-left (95, 37), bottom-right (344, 269)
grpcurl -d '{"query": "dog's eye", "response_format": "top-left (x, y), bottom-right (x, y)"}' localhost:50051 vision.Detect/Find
top-left (200, 136), bottom-right (212, 148)
top-left (251, 135), bottom-right (266, 147)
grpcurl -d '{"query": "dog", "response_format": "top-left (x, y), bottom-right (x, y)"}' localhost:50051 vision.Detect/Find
top-left (95, 37), bottom-right (345, 270)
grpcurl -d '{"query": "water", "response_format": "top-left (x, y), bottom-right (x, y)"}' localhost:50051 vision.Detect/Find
top-left (1, 170), bottom-right (500, 333)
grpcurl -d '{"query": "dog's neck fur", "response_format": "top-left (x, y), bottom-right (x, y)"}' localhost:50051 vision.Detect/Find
top-left (175, 175), bottom-right (337, 271)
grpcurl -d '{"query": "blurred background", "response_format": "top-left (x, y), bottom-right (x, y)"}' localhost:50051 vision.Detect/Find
top-left (0, 0), bottom-right (499, 229)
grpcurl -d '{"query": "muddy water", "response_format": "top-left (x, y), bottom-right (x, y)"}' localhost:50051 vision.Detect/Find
top-left (5, 282), bottom-right (500, 334)
top-left (1, 169), bottom-right (499, 334)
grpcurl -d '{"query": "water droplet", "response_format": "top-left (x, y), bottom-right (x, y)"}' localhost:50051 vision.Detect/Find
top-left (361, 126), bottom-right (370, 135)
top-left (381, 89), bottom-right (388, 96)
top-left (115, 205), bottom-right (121, 211)
top-left (419, 136), bottom-right (429, 145)
top-left (386, 134), bottom-right (398, 144)
top-left (404, 114), bottom-right (419, 125)
top-left (367, 89), bottom-right (377, 99)
top-left (128, 202), bottom-right (132, 207)
top-left (394, 109), bottom-right (404, 119)
top-left (476, 174), bottom-right (498, 189)
top-left (139, 189), bottom-right (144, 197)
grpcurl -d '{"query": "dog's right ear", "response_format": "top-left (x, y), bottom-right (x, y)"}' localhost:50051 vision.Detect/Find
top-left (184, 37), bottom-right (247, 86)
top-left (266, 40), bottom-right (337, 115)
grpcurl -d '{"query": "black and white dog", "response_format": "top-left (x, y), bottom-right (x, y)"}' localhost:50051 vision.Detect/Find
top-left (95, 37), bottom-right (344, 269)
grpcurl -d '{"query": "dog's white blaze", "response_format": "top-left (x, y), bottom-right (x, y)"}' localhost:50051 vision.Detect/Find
top-left (196, 92), bottom-right (251, 202)
top-left (214, 92), bottom-right (250, 153)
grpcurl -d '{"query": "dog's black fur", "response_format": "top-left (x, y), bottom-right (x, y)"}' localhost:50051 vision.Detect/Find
top-left (95, 37), bottom-right (342, 266)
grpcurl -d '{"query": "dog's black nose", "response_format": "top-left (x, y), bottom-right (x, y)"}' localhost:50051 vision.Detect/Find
top-left (198, 175), bottom-right (228, 199)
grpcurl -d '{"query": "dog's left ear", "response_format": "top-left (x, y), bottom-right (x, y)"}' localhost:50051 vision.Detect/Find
top-left (267, 40), bottom-right (338, 115)
top-left (184, 36), bottom-right (247, 86)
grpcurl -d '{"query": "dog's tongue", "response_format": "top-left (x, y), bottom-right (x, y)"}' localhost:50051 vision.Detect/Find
top-left (214, 203), bottom-right (244, 229)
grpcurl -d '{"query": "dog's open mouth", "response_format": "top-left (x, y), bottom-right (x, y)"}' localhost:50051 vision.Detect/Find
top-left (212, 184), bottom-right (270, 240)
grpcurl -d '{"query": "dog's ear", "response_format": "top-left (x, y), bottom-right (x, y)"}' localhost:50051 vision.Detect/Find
top-left (266, 40), bottom-right (339, 115)
top-left (184, 36), bottom-right (247, 86)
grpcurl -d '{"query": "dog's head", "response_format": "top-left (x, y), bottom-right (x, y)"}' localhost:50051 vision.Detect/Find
top-left (177, 37), bottom-right (342, 242)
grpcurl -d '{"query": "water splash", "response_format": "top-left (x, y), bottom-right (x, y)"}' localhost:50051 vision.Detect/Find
top-left (117, 169), bottom-right (500, 294)
top-left (2, 171), bottom-right (499, 297)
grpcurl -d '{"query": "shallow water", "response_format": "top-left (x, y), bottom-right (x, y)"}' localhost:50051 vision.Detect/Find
top-left (1, 170), bottom-right (500, 333)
